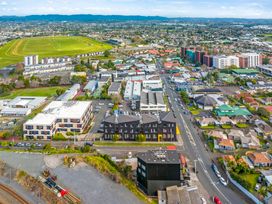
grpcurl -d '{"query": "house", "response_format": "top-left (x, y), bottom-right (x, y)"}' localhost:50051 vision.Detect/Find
top-left (208, 130), bottom-right (227, 139)
top-left (246, 152), bottom-right (272, 167)
top-left (215, 139), bottom-right (235, 151)
top-left (264, 106), bottom-right (272, 115)
top-left (232, 115), bottom-right (248, 124)
top-left (242, 130), bottom-right (260, 149)
top-left (83, 80), bottom-right (98, 93)
top-left (215, 104), bottom-right (251, 117)
top-left (219, 116), bottom-right (233, 125)
top-left (194, 95), bottom-right (217, 110)
top-left (260, 170), bottom-right (272, 186)
top-left (255, 120), bottom-right (272, 139)
top-left (196, 117), bottom-right (218, 127)
top-left (228, 129), bottom-right (245, 141)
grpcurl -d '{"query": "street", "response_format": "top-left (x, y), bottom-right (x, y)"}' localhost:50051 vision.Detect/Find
top-left (162, 74), bottom-right (252, 204)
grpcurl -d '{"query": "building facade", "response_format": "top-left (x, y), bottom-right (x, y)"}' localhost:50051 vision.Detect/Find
top-left (137, 150), bottom-right (181, 196)
top-left (103, 112), bottom-right (176, 141)
top-left (23, 101), bottom-right (93, 140)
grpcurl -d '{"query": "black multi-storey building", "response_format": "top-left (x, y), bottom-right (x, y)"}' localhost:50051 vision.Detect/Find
top-left (137, 150), bottom-right (181, 196)
top-left (103, 112), bottom-right (176, 141)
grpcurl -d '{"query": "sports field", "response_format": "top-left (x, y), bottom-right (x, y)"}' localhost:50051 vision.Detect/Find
top-left (0, 36), bottom-right (112, 68)
top-left (0, 86), bottom-right (69, 99)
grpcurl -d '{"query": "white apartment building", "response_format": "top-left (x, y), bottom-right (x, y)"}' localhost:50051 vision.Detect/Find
top-left (140, 91), bottom-right (167, 113)
top-left (24, 55), bottom-right (39, 66)
top-left (213, 55), bottom-right (239, 69)
top-left (241, 53), bottom-right (261, 68)
top-left (23, 101), bottom-right (93, 140)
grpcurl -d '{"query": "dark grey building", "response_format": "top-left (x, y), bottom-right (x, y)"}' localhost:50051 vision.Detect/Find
top-left (103, 112), bottom-right (176, 141)
top-left (137, 150), bottom-right (181, 196)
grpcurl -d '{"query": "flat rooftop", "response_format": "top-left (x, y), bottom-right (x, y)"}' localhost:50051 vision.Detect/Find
top-left (137, 150), bottom-right (180, 164)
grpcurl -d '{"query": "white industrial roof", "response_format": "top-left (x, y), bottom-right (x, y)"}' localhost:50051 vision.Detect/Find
top-left (25, 101), bottom-right (91, 126)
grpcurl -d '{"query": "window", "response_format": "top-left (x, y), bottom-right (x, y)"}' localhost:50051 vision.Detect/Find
top-left (36, 125), bottom-right (43, 130)
top-left (25, 125), bottom-right (33, 130)
top-left (64, 119), bottom-right (68, 123)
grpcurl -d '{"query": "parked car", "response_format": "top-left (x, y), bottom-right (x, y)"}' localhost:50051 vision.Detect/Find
top-left (219, 176), bottom-right (227, 186)
top-left (200, 197), bottom-right (207, 204)
top-left (211, 164), bottom-right (221, 178)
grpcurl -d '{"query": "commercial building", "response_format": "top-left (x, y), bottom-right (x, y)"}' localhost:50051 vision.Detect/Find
top-left (257, 65), bottom-right (272, 77)
top-left (103, 112), bottom-right (176, 141)
top-left (108, 82), bottom-right (121, 95)
top-left (239, 53), bottom-right (261, 68)
top-left (124, 80), bottom-right (142, 101)
top-left (0, 96), bottom-right (46, 116)
top-left (137, 150), bottom-right (181, 196)
top-left (23, 101), bottom-right (93, 140)
top-left (24, 55), bottom-right (39, 66)
top-left (213, 55), bottom-right (239, 69)
top-left (185, 50), bottom-right (196, 63)
top-left (140, 91), bottom-right (167, 113)
top-left (57, 84), bottom-right (80, 101)
top-left (142, 78), bottom-right (163, 91)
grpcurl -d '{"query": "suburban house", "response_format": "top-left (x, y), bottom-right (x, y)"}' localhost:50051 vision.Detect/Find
top-left (218, 116), bottom-right (233, 125)
top-left (196, 117), bottom-right (218, 127)
top-left (215, 104), bottom-right (251, 117)
top-left (228, 129), bottom-right (245, 141)
top-left (215, 139), bottom-right (235, 151)
top-left (208, 130), bottom-right (228, 140)
top-left (194, 95), bottom-right (217, 110)
top-left (255, 120), bottom-right (272, 139)
top-left (246, 152), bottom-right (272, 167)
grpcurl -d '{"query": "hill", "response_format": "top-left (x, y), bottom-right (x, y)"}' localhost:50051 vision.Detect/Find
top-left (0, 36), bottom-right (112, 68)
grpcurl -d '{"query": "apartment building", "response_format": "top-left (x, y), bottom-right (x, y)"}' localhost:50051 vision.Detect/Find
top-left (103, 112), bottom-right (176, 141)
top-left (23, 101), bottom-right (93, 140)
top-left (239, 53), bottom-right (261, 68)
top-left (24, 55), bottom-right (39, 66)
top-left (213, 55), bottom-right (239, 69)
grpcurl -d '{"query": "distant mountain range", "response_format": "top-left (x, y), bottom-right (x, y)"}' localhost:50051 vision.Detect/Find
top-left (0, 14), bottom-right (271, 24)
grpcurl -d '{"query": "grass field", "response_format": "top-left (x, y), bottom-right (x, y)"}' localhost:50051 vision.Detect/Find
top-left (0, 86), bottom-right (69, 99)
top-left (0, 36), bottom-right (112, 68)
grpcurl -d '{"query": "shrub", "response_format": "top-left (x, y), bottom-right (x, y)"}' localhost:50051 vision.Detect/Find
top-left (53, 133), bottom-right (67, 141)
top-left (136, 134), bottom-right (146, 142)
top-left (81, 145), bottom-right (91, 153)
top-left (112, 134), bottom-right (120, 142)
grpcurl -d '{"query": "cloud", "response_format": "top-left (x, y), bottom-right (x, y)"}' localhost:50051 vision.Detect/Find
top-left (0, 1), bottom-right (7, 6)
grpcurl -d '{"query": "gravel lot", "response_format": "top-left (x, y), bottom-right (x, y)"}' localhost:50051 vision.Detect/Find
top-left (0, 152), bottom-right (143, 204)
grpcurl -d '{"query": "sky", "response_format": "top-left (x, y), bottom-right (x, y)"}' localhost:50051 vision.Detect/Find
top-left (0, 0), bottom-right (272, 19)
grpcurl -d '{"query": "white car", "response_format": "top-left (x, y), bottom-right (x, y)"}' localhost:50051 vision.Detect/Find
top-left (219, 176), bottom-right (227, 186)
top-left (200, 197), bottom-right (207, 204)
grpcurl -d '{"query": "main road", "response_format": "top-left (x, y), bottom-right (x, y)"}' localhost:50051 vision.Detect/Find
top-left (157, 59), bottom-right (251, 204)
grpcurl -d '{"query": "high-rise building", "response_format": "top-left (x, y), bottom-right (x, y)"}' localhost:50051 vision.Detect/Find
top-left (203, 55), bottom-right (213, 67)
top-left (180, 47), bottom-right (187, 58)
top-left (195, 51), bottom-right (206, 65)
top-left (213, 55), bottom-right (239, 69)
top-left (239, 53), bottom-right (261, 68)
top-left (185, 50), bottom-right (196, 63)
top-left (24, 55), bottom-right (39, 66)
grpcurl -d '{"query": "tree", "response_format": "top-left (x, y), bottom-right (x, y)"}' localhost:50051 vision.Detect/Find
top-left (2, 131), bottom-right (11, 139)
top-left (104, 50), bottom-right (110, 57)
top-left (112, 134), bottom-right (120, 142)
top-left (112, 94), bottom-right (122, 105)
top-left (81, 145), bottom-right (91, 153)
top-left (56, 88), bottom-right (65, 96)
top-left (74, 64), bottom-right (87, 72)
top-left (71, 75), bottom-right (87, 85)
top-left (263, 57), bottom-right (270, 65)
top-left (257, 107), bottom-right (270, 118)
top-left (136, 134), bottom-right (146, 142)
top-left (180, 91), bottom-right (190, 105)
top-left (49, 76), bottom-right (61, 85)
top-left (228, 65), bottom-right (239, 69)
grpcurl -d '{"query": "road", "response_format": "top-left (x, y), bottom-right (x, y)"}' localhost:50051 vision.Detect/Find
top-left (162, 75), bottom-right (251, 204)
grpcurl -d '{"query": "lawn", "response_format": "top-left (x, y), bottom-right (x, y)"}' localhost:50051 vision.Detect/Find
top-left (236, 123), bottom-right (249, 128)
top-left (188, 106), bottom-right (201, 115)
top-left (200, 125), bottom-right (216, 129)
top-left (0, 36), bottom-right (113, 68)
top-left (221, 124), bottom-right (232, 129)
top-left (0, 86), bottom-right (69, 99)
